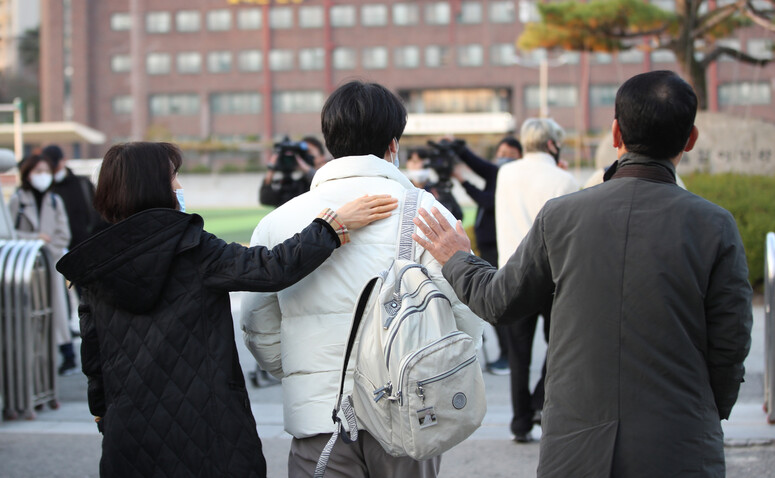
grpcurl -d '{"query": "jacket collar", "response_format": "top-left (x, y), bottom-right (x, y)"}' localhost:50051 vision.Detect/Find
top-left (603, 152), bottom-right (677, 183)
top-left (520, 151), bottom-right (558, 167)
top-left (310, 154), bottom-right (414, 190)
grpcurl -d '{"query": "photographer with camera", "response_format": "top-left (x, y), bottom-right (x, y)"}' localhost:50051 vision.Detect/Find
top-left (406, 140), bottom-right (464, 220)
top-left (259, 136), bottom-right (328, 207)
top-left (449, 136), bottom-right (522, 375)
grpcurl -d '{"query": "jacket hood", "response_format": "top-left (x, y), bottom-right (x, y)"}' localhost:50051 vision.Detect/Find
top-left (56, 208), bottom-right (203, 314)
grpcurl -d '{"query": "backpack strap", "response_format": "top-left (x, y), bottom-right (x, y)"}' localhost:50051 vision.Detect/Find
top-left (396, 188), bottom-right (421, 261)
top-left (315, 277), bottom-right (379, 478)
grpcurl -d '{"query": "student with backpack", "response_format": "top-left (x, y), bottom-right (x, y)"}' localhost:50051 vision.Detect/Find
top-left (240, 81), bottom-right (483, 478)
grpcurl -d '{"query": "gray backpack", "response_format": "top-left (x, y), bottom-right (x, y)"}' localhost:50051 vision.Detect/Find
top-left (315, 189), bottom-right (486, 477)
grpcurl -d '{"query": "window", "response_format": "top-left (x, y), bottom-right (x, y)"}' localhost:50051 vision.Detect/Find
top-left (269, 7), bottom-right (293, 29)
top-left (111, 54), bottom-right (131, 73)
top-left (525, 85), bottom-right (577, 108)
top-left (176, 10), bottom-right (200, 32)
top-left (490, 43), bottom-right (515, 66)
top-left (146, 12), bottom-right (171, 33)
top-left (651, 49), bottom-right (676, 63)
top-left (719, 82), bottom-right (771, 106)
top-left (238, 50), bottom-right (262, 72)
top-left (618, 48), bottom-right (644, 64)
top-left (177, 52), bottom-right (202, 74)
top-left (210, 92), bottom-right (262, 115)
top-left (269, 49), bottom-right (294, 71)
top-left (518, 0), bottom-right (539, 23)
top-left (459, 2), bottom-right (482, 24)
top-left (590, 85), bottom-right (618, 106)
top-left (238, 8), bottom-right (261, 30)
top-left (394, 46), bottom-right (420, 69)
top-left (363, 47), bottom-right (389, 69)
top-left (110, 13), bottom-right (131, 31)
top-left (592, 52), bottom-right (612, 64)
top-left (425, 45), bottom-right (450, 67)
top-left (331, 5), bottom-right (356, 27)
top-left (112, 95), bottom-right (133, 115)
top-left (362, 4), bottom-right (388, 26)
top-left (650, 0), bottom-right (675, 12)
top-left (208, 51), bottom-right (232, 73)
top-left (562, 51), bottom-right (580, 64)
top-left (299, 48), bottom-right (325, 70)
top-left (273, 91), bottom-right (326, 113)
top-left (146, 53), bottom-right (171, 74)
top-left (425, 2), bottom-right (451, 25)
top-left (458, 44), bottom-right (483, 67)
top-left (401, 88), bottom-right (511, 113)
top-left (748, 39), bottom-right (773, 60)
top-left (207, 9), bottom-right (231, 31)
top-left (149, 94), bottom-right (200, 116)
top-left (490, 1), bottom-right (516, 23)
top-left (333, 47), bottom-right (356, 69)
top-left (393, 3), bottom-right (419, 25)
top-left (299, 6), bottom-right (324, 28)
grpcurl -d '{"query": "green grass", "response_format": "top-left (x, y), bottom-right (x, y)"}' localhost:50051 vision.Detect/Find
top-left (192, 205), bottom-right (478, 246)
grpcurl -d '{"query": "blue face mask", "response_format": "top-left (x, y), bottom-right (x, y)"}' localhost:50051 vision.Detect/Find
top-left (175, 189), bottom-right (185, 212)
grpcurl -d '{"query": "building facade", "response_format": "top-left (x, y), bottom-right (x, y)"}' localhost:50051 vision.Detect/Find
top-left (0, 0), bottom-right (39, 75)
top-left (39, 0), bottom-right (775, 159)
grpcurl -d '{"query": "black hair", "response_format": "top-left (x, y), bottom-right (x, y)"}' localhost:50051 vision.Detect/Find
top-left (615, 70), bottom-right (697, 160)
top-left (41, 144), bottom-right (65, 168)
top-left (18, 154), bottom-right (54, 191)
top-left (94, 142), bottom-right (182, 223)
top-left (321, 80), bottom-right (407, 159)
top-left (497, 136), bottom-right (523, 156)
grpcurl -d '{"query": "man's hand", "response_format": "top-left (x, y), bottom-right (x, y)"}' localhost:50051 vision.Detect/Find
top-left (412, 207), bottom-right (471, 265)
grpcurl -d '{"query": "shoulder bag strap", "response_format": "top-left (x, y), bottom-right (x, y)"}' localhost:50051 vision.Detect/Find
top-left (395, 188), bottom-right (421, 261)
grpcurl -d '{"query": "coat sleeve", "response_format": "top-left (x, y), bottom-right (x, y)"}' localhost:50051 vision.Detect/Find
top-left (704, 214), bottom-right (753, 420)
top-left (78, 289), bottom-right (106, 423)
top-left (199, 218), bottom-right (339, 292)
top-left (48, 194), bottom-right (71, 251)
top-left (239, 220), bottom-right (284, 379)
top-left (442, 209), bottom-right (555, 325)
top-left (418, 195), bottom-right (483, 347)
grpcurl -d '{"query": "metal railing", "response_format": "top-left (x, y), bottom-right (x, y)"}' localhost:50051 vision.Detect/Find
top-left (765, 232), bottom-right (775, 424)
top-left (0, 240), bottom-right (58, 420)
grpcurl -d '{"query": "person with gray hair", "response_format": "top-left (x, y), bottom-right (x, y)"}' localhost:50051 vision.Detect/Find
top-left (493, 117), bottom-right (578, 442)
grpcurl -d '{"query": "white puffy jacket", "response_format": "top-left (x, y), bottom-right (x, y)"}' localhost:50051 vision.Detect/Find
top-left (240, 154), bottom-right (483, 439)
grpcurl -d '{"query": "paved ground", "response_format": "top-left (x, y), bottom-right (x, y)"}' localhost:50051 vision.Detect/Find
top-left (1, 295), bottom-right (773, 477)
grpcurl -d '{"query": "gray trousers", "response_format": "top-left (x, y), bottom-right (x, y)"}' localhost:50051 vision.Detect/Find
top-left (288, 430), bottom-right (441, 478)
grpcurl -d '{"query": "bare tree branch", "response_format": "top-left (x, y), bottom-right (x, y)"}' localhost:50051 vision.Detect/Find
top-left (693, 0), bottom-right (745, 38)
top-left (744, 9), bottom-right (775, 32)
top-left (699, 45), bottom-right (772, 68)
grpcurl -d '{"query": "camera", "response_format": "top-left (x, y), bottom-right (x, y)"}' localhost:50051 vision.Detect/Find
top-left (423, 139), bottom-right (464, 190)
top-left (272, 137), bottom-right (314, 174)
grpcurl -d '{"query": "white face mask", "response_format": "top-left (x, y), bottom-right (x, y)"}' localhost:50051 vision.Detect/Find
top-left (391, 140), bottom-right (400, 168)
top-left (406, 169), bottom-right (430, 184)
top-left (54, 168), bottom-right (67, 183)
top-left (30, 172), bottom-right (53, 192)
top-left (175, 189), bottom-right (185, 212)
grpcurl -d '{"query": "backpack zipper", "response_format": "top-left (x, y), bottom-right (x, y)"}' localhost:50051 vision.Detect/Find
top-left (415, 355), bottom-right (477, 405)
top-left (383, 291), bottom-right (450, 369)
top-left (396, 331), bottom-right (466, 405)
top-left (383, 278), bottom-right (434, 330)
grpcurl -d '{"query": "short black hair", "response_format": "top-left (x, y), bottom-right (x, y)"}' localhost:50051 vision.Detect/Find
top-left (615, 70), bottom-right (697, 160)
top-left (497, 136), bottom-right (523, 156)
top-left (94, 142), bottom-right (182, 223)
top-left (41, 144), bottom-right (64, 168)
top-left (321, 81), bottom-right (407, 159)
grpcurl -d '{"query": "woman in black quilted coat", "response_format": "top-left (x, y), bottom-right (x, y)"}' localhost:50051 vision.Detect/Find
top-left (56, 142), bottom-right (397, 477)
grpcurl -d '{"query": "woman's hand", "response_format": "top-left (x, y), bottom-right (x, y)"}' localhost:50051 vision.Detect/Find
top-left (336, 194), bottom-right (398, 230)
top-left (412, 207), bottom-right (471, 265)
top-left (39, 233), bottom-right (52, 243)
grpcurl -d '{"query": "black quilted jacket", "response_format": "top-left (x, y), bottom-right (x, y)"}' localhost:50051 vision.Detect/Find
top-left (57, 208), bottom-right (340, 478)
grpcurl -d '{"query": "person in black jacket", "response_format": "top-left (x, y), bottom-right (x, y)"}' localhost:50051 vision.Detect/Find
top-left (56, 142), bottom-right (397, 478)
top-left (41, 144), bottom-right (106, 249)
top-left (451, 137), bottom-right (522, 375)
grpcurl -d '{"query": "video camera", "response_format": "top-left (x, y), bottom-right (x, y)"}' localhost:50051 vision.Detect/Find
top-left (272, 137), bottom-right (314, 174)
top-left (423, 139), bottom-right (464, 189)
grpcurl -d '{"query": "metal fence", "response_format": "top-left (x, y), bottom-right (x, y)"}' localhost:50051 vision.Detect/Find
top-left (765, 232), bottom-right (775, 424)
top-left (0, 239), bottom-right (58, 420)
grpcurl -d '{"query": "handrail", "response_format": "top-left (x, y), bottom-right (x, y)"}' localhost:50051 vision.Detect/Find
top-left (765, 232), bottom-right (774, 424)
